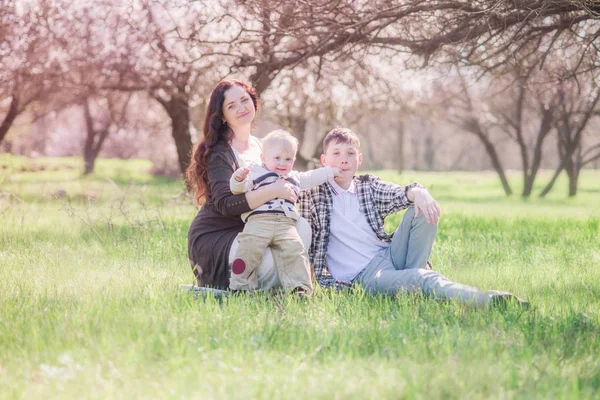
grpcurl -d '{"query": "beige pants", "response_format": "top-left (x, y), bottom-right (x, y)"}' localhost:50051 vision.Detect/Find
top-left (229, 213), bottom-right (313, 294)
top-left (229, 217), bottom-right (311, 290)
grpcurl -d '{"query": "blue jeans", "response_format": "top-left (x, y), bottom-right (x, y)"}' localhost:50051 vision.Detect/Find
top-left (355, 207), bottom-right (488, 305)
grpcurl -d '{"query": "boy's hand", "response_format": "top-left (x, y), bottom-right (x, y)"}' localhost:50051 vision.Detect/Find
top-left (410, 187), bottom-right (441, 225)
top-left (331, 167), bottom-right (343, 178)
top-left (234, 168), bottom-right (250, 182)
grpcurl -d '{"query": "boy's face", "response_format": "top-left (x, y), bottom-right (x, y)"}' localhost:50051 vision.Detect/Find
top-left (321, 141), bottom-right (362, 188)
top-left (261, 144), bottom-right (296, 176)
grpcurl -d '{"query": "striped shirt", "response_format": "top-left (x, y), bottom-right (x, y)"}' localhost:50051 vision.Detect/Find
top-left (230, 164), bottom-right (335, 222)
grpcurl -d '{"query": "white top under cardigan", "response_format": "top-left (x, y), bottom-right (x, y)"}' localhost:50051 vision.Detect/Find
top-left (231, 135), bottom-right (263, 168)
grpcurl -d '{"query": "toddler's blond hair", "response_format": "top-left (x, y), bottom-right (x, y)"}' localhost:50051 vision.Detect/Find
top-left (261, 129), bottom-right (299, 155)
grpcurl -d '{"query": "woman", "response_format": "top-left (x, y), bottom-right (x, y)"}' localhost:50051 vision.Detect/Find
top-left (186, 79), bottom-right (311, 290)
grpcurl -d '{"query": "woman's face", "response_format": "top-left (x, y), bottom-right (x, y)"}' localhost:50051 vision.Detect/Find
top-left (222, 85), bottom-right (256, 129)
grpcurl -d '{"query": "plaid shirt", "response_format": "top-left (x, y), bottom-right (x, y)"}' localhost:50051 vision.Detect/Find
top-left (298, 174), bottom-right (424, 290)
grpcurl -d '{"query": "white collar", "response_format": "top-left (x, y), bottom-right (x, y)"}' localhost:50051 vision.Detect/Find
top-left (330, 179), bottom-right (356, 195)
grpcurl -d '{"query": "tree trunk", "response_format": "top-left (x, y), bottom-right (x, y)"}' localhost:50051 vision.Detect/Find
top-left (517, 148), bottom-right (530, 196)
top-left (459, 116), bottom-right (512, 195)
top-left (250, 67), bottom-right (275, 97)
top-left (83, 99), bottom-right (97, 175)
top-left (83, 129), bottom-right (110, 174)
top-left (424, 135), bottom-right (435, 171)
top-left (564, 155), bottom-right (578, 197)
top-left (512, 82), bottom-right (530, 197)
top-left (539, 162), bottom-right (564, 197)
top-left (397, 121), bottom-right (404, 173)
top-left (522, 175), bottom-right (534, 197)
top-left (290, 116), bottom-right (310, 171)
top-left (82, 98), bottom-right (111, 175)
top-left (298, 130), bottom-right (329, 170)
top-left (523, 107), bottom-right (554, 197)
top-left (161, 95), bottom-right (193, 175)
top-left (84, 155), bottom-right (95, 175)
top-left (481, 137), bottom-right (513, 196)
top-left (569, 169), bottom-right (579, 197)
top-left (411, 133), bottom-right (420, 170)
top-left (0, 96), bottom-right (20, 146)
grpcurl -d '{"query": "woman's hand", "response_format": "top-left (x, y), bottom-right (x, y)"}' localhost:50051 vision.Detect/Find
top-left (244, 177), bottom-right (296, 209)
top-left (409, 187), bottom-right (441, 225)
top-left (270, 178), bottom-right (297, 203)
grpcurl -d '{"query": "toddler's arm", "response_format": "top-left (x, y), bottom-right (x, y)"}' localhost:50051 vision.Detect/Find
top-left (229, 167), bottom-right (252, 194)
top-left (296, 166), bottom-right (342, 190)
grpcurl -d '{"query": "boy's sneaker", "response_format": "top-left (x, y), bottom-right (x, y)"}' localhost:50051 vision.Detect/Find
top-left (487, 290), bottom-right (530, 309)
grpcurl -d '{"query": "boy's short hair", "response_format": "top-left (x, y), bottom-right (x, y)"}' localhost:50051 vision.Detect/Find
top-left (323, 127), bottom-right (360, 153)
top-left (262, 129), bottom-right (298, 154)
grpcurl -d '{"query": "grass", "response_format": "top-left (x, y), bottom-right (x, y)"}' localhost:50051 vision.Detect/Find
top-left (1, 154), bottom-right (599, 399)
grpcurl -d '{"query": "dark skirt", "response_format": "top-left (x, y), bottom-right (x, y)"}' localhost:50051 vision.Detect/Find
top-left (187, 141), bottom-right (251, 289)
top-left (187, 209), bottom-right (245, 289)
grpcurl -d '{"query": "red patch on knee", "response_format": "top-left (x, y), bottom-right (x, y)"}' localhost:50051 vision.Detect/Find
top-left (232, 258), bottom-right (246, 275)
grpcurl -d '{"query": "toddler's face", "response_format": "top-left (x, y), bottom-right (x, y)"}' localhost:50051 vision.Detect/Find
top-left (262, 144), bottom-right (296, 176)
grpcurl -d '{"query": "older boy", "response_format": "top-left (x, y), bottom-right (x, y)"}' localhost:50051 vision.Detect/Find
top-left (298, 127), bottom-right (528, 308)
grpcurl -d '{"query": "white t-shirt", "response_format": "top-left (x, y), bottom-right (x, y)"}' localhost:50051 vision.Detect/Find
top-left (326, 180), bottom-right (389, 282)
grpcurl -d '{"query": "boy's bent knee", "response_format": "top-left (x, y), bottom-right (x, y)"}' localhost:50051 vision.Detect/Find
top-left (413, 210), bottom-right (430, 225)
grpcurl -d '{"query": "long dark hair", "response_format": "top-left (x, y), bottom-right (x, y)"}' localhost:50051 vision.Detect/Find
top-left (185, 79), bottom-right (258, 205)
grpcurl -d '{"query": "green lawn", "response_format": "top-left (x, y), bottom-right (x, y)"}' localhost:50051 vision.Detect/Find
top-left (1, 155), bottom-right (599, 399)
